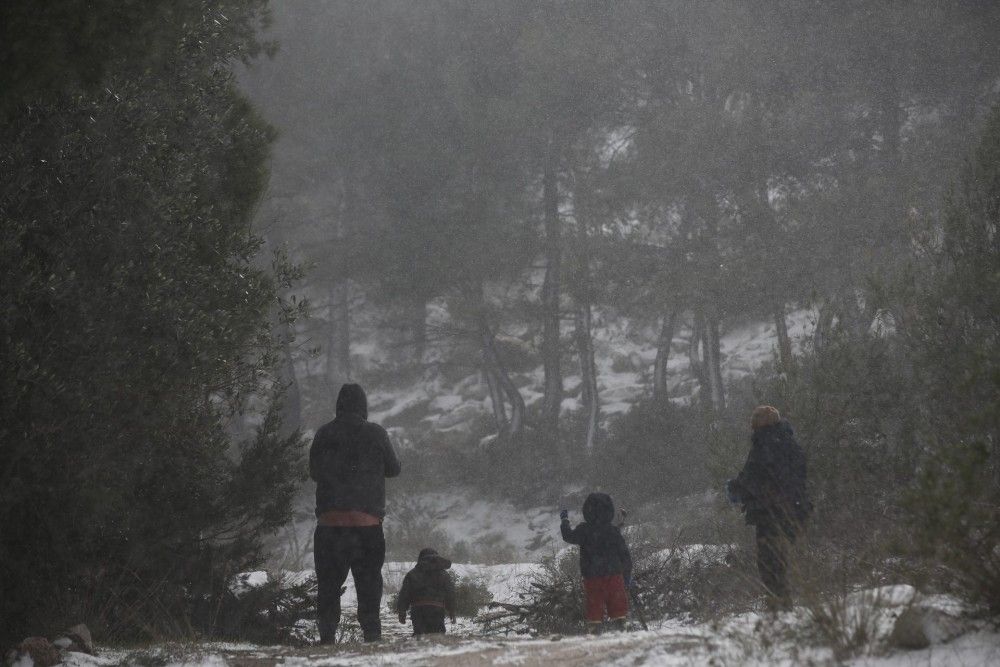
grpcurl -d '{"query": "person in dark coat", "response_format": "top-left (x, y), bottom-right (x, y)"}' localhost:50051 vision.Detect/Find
top-left (310, 383), bottom-right (402, 643)
top-left (396, 548), bottom-right (457, 636)
top-left (727, 405), bottom-right (811, 610)
top-left (560, 492), bottom-right (633, 632)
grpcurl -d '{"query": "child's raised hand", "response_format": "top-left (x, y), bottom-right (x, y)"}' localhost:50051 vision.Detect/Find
top-left (559, 509), bottom-right (569, 521)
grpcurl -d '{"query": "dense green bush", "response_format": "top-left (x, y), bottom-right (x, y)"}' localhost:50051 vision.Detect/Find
top-left (0, 1), bottom-right (304, 645)
top-left (383, 498), bottom-right (453, 561)
top-left (593, 399), bottom-right (716, 506)
top-left (205, 571), bottom-right (317, 644)
top-left (723, 336), bottom-right (922, 546)
top-left (906, 441), bottom-right (1000, 613)
top-left (454, 575), bottom-right (495, 617)
top-left (901, 106), bottom-right (1000, 613)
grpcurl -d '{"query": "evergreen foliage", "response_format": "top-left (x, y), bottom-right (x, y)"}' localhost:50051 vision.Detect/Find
top-left (0, 0), bottom-right (303, 644)
top-left (904, 106), bottom-right (1000, 613)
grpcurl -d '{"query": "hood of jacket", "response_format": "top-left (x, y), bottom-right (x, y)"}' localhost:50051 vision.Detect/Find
top-left (582, 492), bottom-right (615, 525)
top-left (416, 548), bottom-right (452, 571)
top-left (752, 419), bottom-right (794, 446)
top-left (336, 383), bottom-right (368, 420)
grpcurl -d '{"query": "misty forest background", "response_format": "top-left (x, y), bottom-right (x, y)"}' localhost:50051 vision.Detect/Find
top-left (2, 0), bottom-right (1000, 647)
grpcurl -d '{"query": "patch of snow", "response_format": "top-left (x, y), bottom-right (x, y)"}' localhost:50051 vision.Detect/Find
top-left (230, 570), bottom-right (269, 596)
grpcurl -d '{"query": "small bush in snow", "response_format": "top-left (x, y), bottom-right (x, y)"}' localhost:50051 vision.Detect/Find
top-left (455, 575), bottom-right (494, 617)
top-left (480, 534), bottom-right (754, 635)
top-left (199, 571), bottom-right (317, 645)
top-left (906, 440), bottom-right (1000, 615)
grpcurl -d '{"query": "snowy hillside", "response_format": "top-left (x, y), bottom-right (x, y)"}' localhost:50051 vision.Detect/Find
top-left (274, 307), bottom-right (818, 567)
top-left (302, 305), bottom-right (817, 448)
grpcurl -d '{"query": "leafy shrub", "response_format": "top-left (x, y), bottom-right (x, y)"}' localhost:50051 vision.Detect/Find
top-left (0, 1), bottom-right (304, 646)
top-left (455, 575), bottom-right (494, 617)
top-left (610, 352), bottom-right (637, 374)
top-left (480, 534), bottom-right (756, 635)
top-left (494, 336), bottom-right (537, 373)
top-left (479, 551), bottom-right (584, 635)
top-left (202, 572), bottom-right (317, 644)
top-left (593, 399), bottom-right (714, 506)
top-left (383, 498), bottom-right (453, 561)
top-left (906, 440), bottom-right (1000, 614)
top-left (722, 334), bottom-right (921, 548)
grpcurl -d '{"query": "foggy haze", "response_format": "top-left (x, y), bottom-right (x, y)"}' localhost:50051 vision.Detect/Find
top-left (3, 1), bottom-right (1000, 663)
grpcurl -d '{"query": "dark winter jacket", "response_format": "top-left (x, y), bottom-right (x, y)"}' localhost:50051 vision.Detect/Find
top-left (396, 549), bottom-right (456, 615)
top-left (309, 384), bottom-right (401, 519)
top-left (561, 493), bottom-right (633, 579)
top-left (731, 420), bottom-right (811, 531)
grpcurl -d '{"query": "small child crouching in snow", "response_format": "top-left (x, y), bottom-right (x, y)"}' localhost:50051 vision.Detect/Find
top-left (560, 492), bottom-right (633, 633)
top-left (396, 548), bottom-right (457, 636)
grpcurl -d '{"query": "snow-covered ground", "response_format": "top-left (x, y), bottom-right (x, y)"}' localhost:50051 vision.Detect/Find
top-left (60, 570), bottom-right (1000, 667)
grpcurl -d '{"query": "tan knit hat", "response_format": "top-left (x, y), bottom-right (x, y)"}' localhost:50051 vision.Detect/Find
top-left (750, 405), bottom-right (781, 431)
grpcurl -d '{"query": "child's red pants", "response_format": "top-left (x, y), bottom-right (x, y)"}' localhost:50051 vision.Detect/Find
top-left (583, 574), bottom-right (629, 622)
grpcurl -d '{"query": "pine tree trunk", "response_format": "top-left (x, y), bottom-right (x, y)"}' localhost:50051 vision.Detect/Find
top-left (574, 303), bottom-right (599, 451)
top-left (838, 290), bottom-right (868, 338)
top-left (476, 294), bottom-right (524, 441)
top-left (689, 311), bottom-right (708, 392)
top-left (653, 310), bottom-right (678, 400)
top-left (773, 301), bottom-right (793, 371)
top-left (814, 300), bottom-right (835, 352)
top-left (704, 313), bottom-right (725, 412)
top-left (540, 143), bottom-right (563, 439)
top-left (482, 350), bottom-right (509, 434)
top-left (572, 186), bottom-right (600, 451)
top-left (326, 282), bottom-right (351, 387)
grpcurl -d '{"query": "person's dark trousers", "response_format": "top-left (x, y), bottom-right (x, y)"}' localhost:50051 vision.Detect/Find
top-left (314, 525), bottom-right (386, 643)
top-left (755, 519), bottom-right (791, 607)
top-left (410, 605), bottom-right (446, 636)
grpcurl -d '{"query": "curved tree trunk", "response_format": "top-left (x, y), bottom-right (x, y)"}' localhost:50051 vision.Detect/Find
top-left (773, 301), bottom-right (793, 371)
top-left (653, 310), bottom-right (678, 400)
top-left (814, 299), bottom-right (835, 353)
top-left (689, 311), bottom-right (708, 393)
top-left (483, 364), bottom-right (508, 434)
top-left (704, 313), bottom-right (725, 412)
top-left (476, 290), bottom-right (524, 441)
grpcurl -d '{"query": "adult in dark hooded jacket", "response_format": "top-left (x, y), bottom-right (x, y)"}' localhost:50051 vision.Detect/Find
top-left (309, 383), bottom-right (401, 643)
top-left (396, 548), bottom-right (457, 636)
top-left (561, 492), bottom-right (633, 630)
top-left (728, 405), bottom-right (811, 608)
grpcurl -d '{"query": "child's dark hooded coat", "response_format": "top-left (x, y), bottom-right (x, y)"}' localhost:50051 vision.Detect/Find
top-left (396, 549), bottom-right (456, 617)
top-left (560, 493), bottom-right (633, 579)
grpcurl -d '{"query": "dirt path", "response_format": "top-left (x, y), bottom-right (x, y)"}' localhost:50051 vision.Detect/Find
top-left (205, 628), bottom-right (716, 667)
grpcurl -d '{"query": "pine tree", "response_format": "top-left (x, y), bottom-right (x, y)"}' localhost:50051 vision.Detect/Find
top-left (0, 0), bottom-right (303, 643)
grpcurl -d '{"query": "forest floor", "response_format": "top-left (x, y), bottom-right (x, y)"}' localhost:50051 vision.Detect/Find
top-left (59, 576), bottom-right (1000, 667)
top-left (61, 615), bottom-right (1000, 667)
